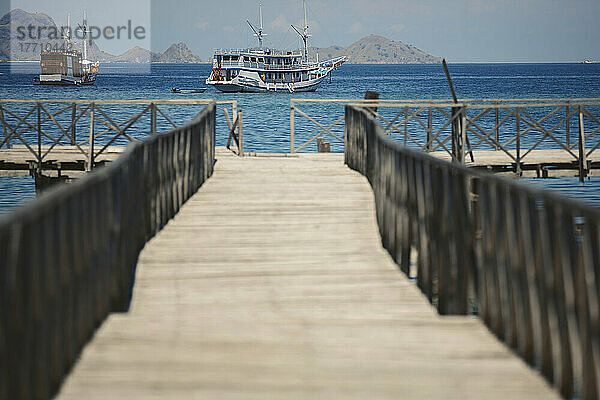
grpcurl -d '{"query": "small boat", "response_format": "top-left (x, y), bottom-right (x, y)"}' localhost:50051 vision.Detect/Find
top-left (206, 1), bottom-right (346, 93)
top-left (35, 13), bottom-right (99, 86)
top-left (172, 88), bottom-right (207, 93)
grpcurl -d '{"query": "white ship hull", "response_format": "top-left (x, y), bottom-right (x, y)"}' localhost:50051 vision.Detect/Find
top-left (206, 56), bottom-right (345, 93)
top-left (208, 72), bottom-right (325, 93)
top-left (206, 2), bottom-right (346, 94)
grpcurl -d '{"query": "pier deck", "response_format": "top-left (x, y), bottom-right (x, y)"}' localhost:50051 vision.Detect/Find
top-left (1, 145), bottom-right (598, 178)
top-left (56, 149), bottom-right (559, 399)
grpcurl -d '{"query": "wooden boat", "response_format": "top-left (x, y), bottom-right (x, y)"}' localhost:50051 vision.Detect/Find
top-left (172, 88), bottom-right (207, 93)
top-left (206, 1), bottom-right (346, 93)
top-left (35, 13), bottom-right (99, 86)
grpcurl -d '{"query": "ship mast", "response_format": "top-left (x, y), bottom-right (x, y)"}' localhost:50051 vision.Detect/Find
top-left (67, 14), bottom-right (72, 44)
top-left (82, 11), bottom-right (88, 61)
top-left (291, 0), bottom-right (310, 63)
top-left (247, 4), bottom-right (267, 50)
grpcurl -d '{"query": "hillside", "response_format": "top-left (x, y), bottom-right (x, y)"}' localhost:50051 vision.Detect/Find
top-left (153, 42), bottom-right (202, 63)
top-left (1, 9), bottom-right (438, 65)
top-left (315, 35), bottom-right (441, 64)
top-left (0, 9), bottom-right (64, 61)
top-left (0, 9), bottom-right (204, 63)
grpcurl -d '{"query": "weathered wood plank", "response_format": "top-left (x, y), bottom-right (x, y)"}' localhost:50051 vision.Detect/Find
top-left (56, 149), bottom-right (559, 399)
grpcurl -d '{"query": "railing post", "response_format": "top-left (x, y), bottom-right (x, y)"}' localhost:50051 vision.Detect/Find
top-left (460, 106), bottom-right (467, 165)
top-left (71, 103), bottom-right (77, 145)
top-left (516, 107), bottom-right (521, 176)
top-left (427, 106), bottom-right (432, 152)
top-left (403, 107), bottom-right (408, 146)
top-left (37, 102), bottom-right (42, 172)
top-left (238, 107), bottom-right (243, 157)
top-left (232, 101), bottom-right (238, 141)
top-left (495, 102), bottom-right (499, 150)
top-left (87, 103), bottom-right (95, 172)
top-left (290, 100), bottom-right (295, 153)
top-left (566, 103), bottom-right (570, 148)
top-left (151, 103), bottom-right (157, 135)
top-left (578, 105), bottom-right (587, 182)
top-left (451, 106), bottom-right (461, 164)
top-left (0, 104), bottom-right (11, 149)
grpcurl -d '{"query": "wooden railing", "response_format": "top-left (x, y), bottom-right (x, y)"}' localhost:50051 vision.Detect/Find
top-left (345, 104), bottom-right (600, 400)
top-left (292, 98), bottom-right (600, 180)
top-left (0, 99), bottom-right (241, 171)
top-left (0, 102), bottom-right (216, 399)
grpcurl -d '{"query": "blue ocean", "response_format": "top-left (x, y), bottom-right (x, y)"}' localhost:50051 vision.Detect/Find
top-left (1, 62), bottom-right (600, 212)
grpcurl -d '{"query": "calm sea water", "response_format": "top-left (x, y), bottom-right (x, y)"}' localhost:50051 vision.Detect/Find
top-left (1, 62), bottom-right (600, 212)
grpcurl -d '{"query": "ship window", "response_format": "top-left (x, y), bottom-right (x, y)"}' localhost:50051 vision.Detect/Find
top-left (243, 56), bottom-right (250, 62)
top-left (231, 56), bottom-right (239, 61)
top-left (251, 57), bottom-right (256, 62)
top-left (223, 56), bottom-right (230, 61)
top-left (258, 58), bottom-right (264, 63)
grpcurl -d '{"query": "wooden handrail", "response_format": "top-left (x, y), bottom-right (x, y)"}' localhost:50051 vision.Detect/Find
top-left (0, 102), bottom-right (216, 399)
top-left (345, 104), bottom-right (600, 400)
top-left (0, 99), bottom-right (241, 164)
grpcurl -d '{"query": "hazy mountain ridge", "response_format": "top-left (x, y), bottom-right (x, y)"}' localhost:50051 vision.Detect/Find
top-left (1, 9), bottom-right (64, 61)
top-left (154, 42), bottom-right (203, 63)
top-left (1, 9), bottom-right (440, 64)
top-left (0, 9), bottom-right (205, 63)
top-left (315, 35), bottom-right (441, 64)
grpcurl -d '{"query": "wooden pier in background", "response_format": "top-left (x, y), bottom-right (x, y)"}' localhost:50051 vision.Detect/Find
top-left (56, 148), bottom-right (559, 399)
top-left (3, 145), bottom-right (597, 178)
top-left (2, 100), bottom-right (598, 400)
top-left (0, 145), bottom-right (125, 176)
top-left (431, 148), bottom-right (600, 177)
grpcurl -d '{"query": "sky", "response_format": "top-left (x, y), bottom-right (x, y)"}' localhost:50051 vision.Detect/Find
top-left (3, 0), bottom-right (600, 62)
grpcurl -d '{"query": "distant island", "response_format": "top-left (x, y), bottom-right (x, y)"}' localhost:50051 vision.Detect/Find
top-left (0, 9), bottom-right (441, 64)
top-left (0, 9), bottom-right (205, 63)
top-left (315, 35), bottom-right (441, 64)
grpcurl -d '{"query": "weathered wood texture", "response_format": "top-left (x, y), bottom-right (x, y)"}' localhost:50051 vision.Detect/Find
top-left (0, 104), bottom-right (216, 400)
top-left (430, 148), bottom-right (600, 177)
top-left (291, 98), bottom-right (600, 180)
top-left (0, 146), bottom-right (597, 178)
top-left (0, 100), bottom-right (237, 171)
top-left (345, 105), bottom-right (600, 400)
top-left (0, 145), bottom-right (124, 170)
top-left (57, 148), bottom-right (559, 399)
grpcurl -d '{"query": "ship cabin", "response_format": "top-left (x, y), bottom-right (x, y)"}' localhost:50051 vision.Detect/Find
top-left (213, 49), bottom-right (318, 84)
top-left (40, 50), bottom-right (86, 77)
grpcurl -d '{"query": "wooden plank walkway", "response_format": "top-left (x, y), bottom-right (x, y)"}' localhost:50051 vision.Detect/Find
top-left (431, 149), bottom-right (600, 177)
top-left (56, 148), bottom-right (559, 399)
top-left (2, 145), bottom-right (599, 178)
top-left (0, 145), bottom-right (125, 175)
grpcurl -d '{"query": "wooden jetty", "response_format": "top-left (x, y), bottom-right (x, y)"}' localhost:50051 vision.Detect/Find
top-left (291, 98), bottom-right (600, 180)
top-left (56, 148), bottom-right (559, 399)
top-left (0, 145), bottom-right (125, 176)
top-left (0, 99), bottom-right (241, 173)
top-left (432, 149), bottom-right (600, 177)
top-left (1, 100), bottom-right (599, 399)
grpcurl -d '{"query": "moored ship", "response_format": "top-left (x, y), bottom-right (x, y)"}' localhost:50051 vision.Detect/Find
top-left (206, 1), bottom-right (346, 93)
top-left (35, 14), bottom-right (99, 86)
